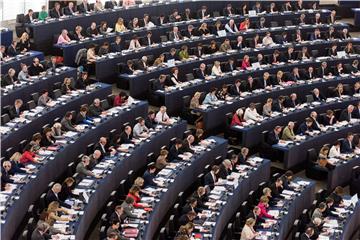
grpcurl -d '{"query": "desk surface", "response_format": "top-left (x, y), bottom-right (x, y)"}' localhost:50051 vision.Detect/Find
top-left (1, 51), bottom-right (44, 74)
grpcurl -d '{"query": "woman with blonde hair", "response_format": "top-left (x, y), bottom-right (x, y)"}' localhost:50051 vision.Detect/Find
top-left (190, 92), bottom-right (202, 109)
top-left (115, 18), bottom-right (128, 33)
top-left (257, 196), bottom-right (274, 219)
top-left (18, 32), bottom-right (30, 52)
top-left (211, 61), bottom-right (223, 76)
top-left (61, 77), bottom-right (75, 94)
top-left (262, 98), bottom-right (273, 117)
top-left (153, 54), bottom-right (165, 67)
top-left (240, 218), bottom-right (258, 240)
top-left (156, 149), bottom-right (169, 170)
top-left (134, 177), bottom-right (144, 188)
top-left (46, 201), bottom-right (72, 225)
top-left (198, 23), bottom-right (210, 36)
top-left (51, 122), bottom-right (64, 138)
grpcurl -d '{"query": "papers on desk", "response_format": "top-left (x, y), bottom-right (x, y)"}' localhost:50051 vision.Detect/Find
top-left (78, 179), bottom-right (95, 187)
top-left (276, 140), bottom-right (293, 147)
top-left (267, 210), bottom-right (280, 218)
top-left (63, 131), bottom-right (78, 138)
top-left (0, 126), bottom-right (12, 134)
top-left (323, 219), bottom-right (339, 228)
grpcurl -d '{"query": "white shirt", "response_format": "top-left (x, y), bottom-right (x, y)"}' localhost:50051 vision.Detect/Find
top-left (244, 108), bottom-right (260, 121)
top-left (262, 36), bottom-right (275, 46)
top-left (133, 123), bottom-right (149, 138)
top-left (128, 39), bottom-right (141, 50)
top-left (155, 111), bottom-right (169, 123)
top-left (211, 66), bottom-right (222, 76)
top-left (329, 145), bottom-right (341, 158)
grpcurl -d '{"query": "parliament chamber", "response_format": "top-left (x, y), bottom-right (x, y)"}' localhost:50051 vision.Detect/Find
top-left (1, 0), bottom-right (360, 240)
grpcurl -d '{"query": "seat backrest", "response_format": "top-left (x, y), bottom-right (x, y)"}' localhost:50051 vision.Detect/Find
top-left (27, 100), bottom-right (36, 110)
top-left (270, 21), bottom-right (279, 27)
top-left (1, 114), bottom-right (10, 125)
top-left (307, 148), bottom-right (317, 163)
top-left (182, 95), bottom-right (191, 109)
top-left (100, 99), bottom-right (110, 110)
top-left (31, 92), bottom-right (39, 103)
top-left (185, 73), bottom-right (194, 81)
top-left (53, 89), bottom-right (62, 99)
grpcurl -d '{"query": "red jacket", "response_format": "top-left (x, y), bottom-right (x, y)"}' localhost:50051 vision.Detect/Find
top-left (241, 60), bottom-right (250, 70)
top-left (127, 193), bottom-right (144, 208)
top-left (20, 151), bottom-right (37, 164)
top-left (113, 95), bottom-right (124, 106)
top-left (231, 113), bottom-right (245, 127)
top-left (257, 202), bottom-right (274, 219)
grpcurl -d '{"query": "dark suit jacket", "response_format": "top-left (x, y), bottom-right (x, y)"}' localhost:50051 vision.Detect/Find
top-left (120, 132), bottom-right (133, 144)
top-left (312, 93), bottom-right (325, 102)
top-left (1, 74), bottom-right (17, 87)
top-left (257, 77), bottom-right (274, 89)
top-left (341, 139), bottom-right (354, 153)
top-left (317, 67), bottom-right (331, 78)
top-left (63, 6), bottom-right (76, 15)
top-left (218, 164), bottom-right (229, 179)
top-left (24, 14), bottom-right (32, 24)
top-left (195, 69), bottom-right (207, 79)
top-left (168, 145), bottom-right (181, 161)
top-left (143, 170), bottom-right (157, 187)
top-left (105, 1), bottom-right (118, 9)
top-left (9, 105), bottom-right (25, 119)
top-left (223, 62), bottom-right (236, 72)
top-left (94, 142), bottom-right (108, 157)
top-left (297, 122), bottom-right (312, 135)
top-left (300, 233), bottom-right (311, 240)
top-left (229, 84), bottom-right (241, 96)
top-left (204, 172), bottom-right (216, 189)
top-left (49, 8), bottom-right (63, 18)
top-left (241, 81), bottom-right (257, 92)
top-left (152, 79), bottom-right (164, 91)
top-left (285, 98), bottom-right (300, 108)
top-left (6, 45), bottom-right (18, 57)
top-left (111, 42), bottom-right (123, 52)
top-left (46, 189), bottom-right (71, 208)
top-left (339, 109), bottom-right (352, 122)
top-left (77, 3), bottom-right (91, 13)
top-left (267, 131), bottom-right (279, 145)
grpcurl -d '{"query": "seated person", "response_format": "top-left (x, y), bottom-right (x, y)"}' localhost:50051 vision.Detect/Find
top-left (133, 117), bottom-right (149, 138)
top-left (297, 118), bottom-right (314, 135)
top-left (203, 87), bottom-right (218, 105)
top-left (257, 196), bottom-right (275, 219)
top-left (122, 59), bottom-right (135, 75)
top-left (86, 22), bottom-right (99, 37)
top-left (128, 35), bottom-right (141, 50)
top-left (76, 106), bottom-right (94, 125)
top-left (98, 42), bottom-right (110, 56)
top-left (341, 132), bottom-right (354, 153)
top-left (244, 103), bottom-right (262, 122)
top-left (49, 2), bottom-right (63, 18)
top-left (1, 68), bottom-right (18, 86)
top-left (61, 77), bottom-right (75, 94)
top-left (57, 29), bottom-right (71, 44)
top-left (72, 26), bottom-right (85, 41)
top-left (231, 108), bottom-right (246, 126)
top-left (37, 89), bottom-right (53, 107)
top-left (61, 112), bottom-right (79, 132)
top-left (155, 106), bottom-right (172, 125)
top-left (28, 58), bottom-right (45, 76)
top-left (88, 98), bottom-right (105, 117)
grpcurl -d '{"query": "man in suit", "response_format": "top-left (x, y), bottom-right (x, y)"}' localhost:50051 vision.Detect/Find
top-left (312, 88), bottom-right (326, 102)
top-left (242, 76), bottom-right (257, 92)
top-left (89, 150), bottom-right (102, 169)
top-left (327, 10), bottom-right (337, 24)
top-left (341, 132), bottom-right (354, 153)
top-left (317, 62), bottom-right (332, 78)
top-left (310, 111), bottom-right (322, 131)
top-left (223, 58), bottom-right (236, 72)
top-left (257, 72), bottom-right (274, 89)
top-left (223, 3), bottom-right (235, 16)
top-left (76, 155), bottom-right (99, 178)
top-left (49, 2), bottom-right (63, 18)
top-left (304, 66), bottom-right (317, 80)
top-left (204, 165), bottom-right (220, 189)
top-left (182, 198), bottom-right (198, 214)
top-left (6, 41), bottom-right (18, 57)
top-left (310, 28), bottom-right (323, 41)
top-left (143, 164), bottom-right (158, 187)
top-left (46, 183), bottom-right (71, 208)
top-left (339, 105), bottom-right (354, 122)
top-left (218, 159), bottom-right (232, 179)
top-left (195, 63), bottom-right (209, 80)
top-left (197, 5), bottom-right (210, 19)
top-left (253, 2), bottom-right (263, 13)
top-left (282, 46), bottom-right (297, 62)
top-left (273, 96), bottom-right (286, 112)
top-left (168, 9), bottom-right (182, 22)
top-left (94, 137), bottom-right (108, 157)
top-left (24, 9), bottom-right (34, 23)
top-left (285, 93), bottom-right (300, 108)
top-left (179, 211), bottom-right (196, 226)
top-left (267, 126), bottom-right (282, 145)
top-left (300, 227), bottom-right (314, 240)
top-left (280, 170), bottom-right (293, 190)
top-left (168, 26), bottom-right (183, 41)
top-left (270, 178), bottom-right (283, 199)
top-left (111, 36), bottom-right (123, 52)
top-left (136, 56), bottom-right (149, 71)
top-left (63, 2), bottom-right (76, 15)
top-left (78, 0), bottom-right (91, 13)
top-left (89, 98), bottom-right (105, 117)
top-left (145, 111), bottom-right (156, 129)
top-left (120, 197), bottom-right (138, 220)
top-left (110, 205), bottom-right (123, 223)
top-left (297, 118), bottom-right (314, 135)
top-left (183, 25), bottom-right (197, 39)
top-left (105, 0), bottom-right (118, 9)
top-left (306, 218), bottom-right (322, 240)
top-left (61, 112), bottom-right (78, 132)
top-left (168, 139), bottom-right (183, 161)
top-left (120, 125), bottom-right (133, 144)
top-left (182, 8), bottom-right (195, 21)
top-left (193, 43), bottom-right (204, 57)
top-left (229, 79), bottom-right (242, 96)
top-left (152, 74), bottom-right (166, 91)
top-left (9, 99), bottom-right (25, 119)
top-left (28, 57), bottom-right (45, 76)
top-left (141, 31), bottom-right (155, 47)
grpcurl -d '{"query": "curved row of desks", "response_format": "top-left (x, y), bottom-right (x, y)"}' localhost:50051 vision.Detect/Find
top-left (211, 159), bottom-right (271, 239)
top-left (1, 51), bottom-right (44, 74)
top-left (120, 35), bottom-right (355, 98)
top-left (71, 120), bottom-right (187, 239)
top-left (1, 83), bottom-right (112, 152)
top-left (230, 93), bottom-right (360, 148)
top-left (56, 9), bottom-right (327, 66)
top-left (1, 66), bottom-right (77, 107)
top-left (1, 101), bottom-right (149, 240)
top-left (142, 136), bottom-right (228, 239)
top-left (328, 155), bottom-right (360, 191)
top-left (273, 120), bottom-right (360, 169)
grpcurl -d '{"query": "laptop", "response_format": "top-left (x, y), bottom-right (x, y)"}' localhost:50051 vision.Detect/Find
top-left (337, 51), bottom-right (346, 58)
top-left (251, 62), bottom-right (260, 69)
top-left (217, 30), bottom-right (227, 37)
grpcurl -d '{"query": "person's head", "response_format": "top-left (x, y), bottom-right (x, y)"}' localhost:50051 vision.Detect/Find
top-left (274, 125), bottom-right (282, 134)
top-left (310, 111), bottom-right (318, 119)
top-left (275, 178), bottom-right (283, 187)
top-left (241, 147), bottom-right (249, 156)
top-left (288, 121), bottom-right (294, 130)
top-left (148, 163), bottom-right (157, 174)
top-left (305, 118), bottom-right (313, 127)
top-left (214, 61), bottom-right (220, 67)
top-left (160, 105), bottom-right (167, 113)
top-left (52, 183), bottom-right (62, 193)
top-left (2, 161), bottom-right (12, 172)
top-left (260, 195), bottom-right (269, 204)
top-left (253, 206), bottom-right (261, 215)
top-left (284, 170), bottom-right (293, 181)
top-left (174, 138), bottom-right (183, 148)
top-left (33, 57), bottom-right (40, 66)
top-left (347, 105), bottom-right (354, 113)
top-left (223, 159), bottom-right (232, 170)
top-left (210, 87), bottom-right (217, 95)
top-left (65, 111), bottom-right (73, 120)
top-left (82, 155), bottom-right (90, 166)
top-left (107, 232), bottom-right (119, 240)
top-left (115, 205), bottom-right (124, 215)
top-left (54, 2), bottom-right (60, 10)
top-left (187, 211), bottom-right (197, 221)
top-left (290, 93), bottom-right (297, 100)
top-left (188, 198), bottom-right (197, 208)
top-left (236, 108), bottom-right (244, 117)
top-left (333, 140), bottom-right (341, 149)
top-left (245, 218), bottom-right (256, 227)
top-left (278, 96), bottom-right (285, 103)
top-left (326, 197), bottom-right (334, 207)
top-left (199, 63), bottom-right (206, 71)
top-left (63, 177), bottom-right (75, 187)
top-left (14, 99), bottom-right (23, 108)
top-left (110, 219), bottom-right (120, 229)
top-left (305, 227), bottom-right (314, 237)
top-left (32, 133), bottom-right (42, 143)
top-left (90, 22), bottom-right (97, 29)
top-left (129, 185), bottom-right (141, 196)
top-left (158, 74), bottom-right (166, 83)
top-left (36, 222), bottom-right (50, 235)
top-left (318, 202), bottom-right (327, 212)
top-left (171, 67), bottom-right (179, 75)
top-left (197, 186), bottom-right (206, 196)
top-left (193, 92), bottom-right (201, 100)
top-left (262, 187), bottom-right (272, 197)
top-left (266, 98), bottom-right (273, 105)
top-left (211, 165), bottom-right (220, 175)
top-left (247, 76), bottom-right (253, 83)
top-left (61, 29), bottom-right (68, 37)
top-left (43, 127), bottom-right (53, 137)
top-left (99, 137), bottom-right (107, 146)
top-left (334, 186), bottom-right (344, 195)
top-left (173, 26), bottom-right (179, 33)
top-left (313, 217), bottom-right (322, 226)
top-left (170, 48), bottom-right (176, 55)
